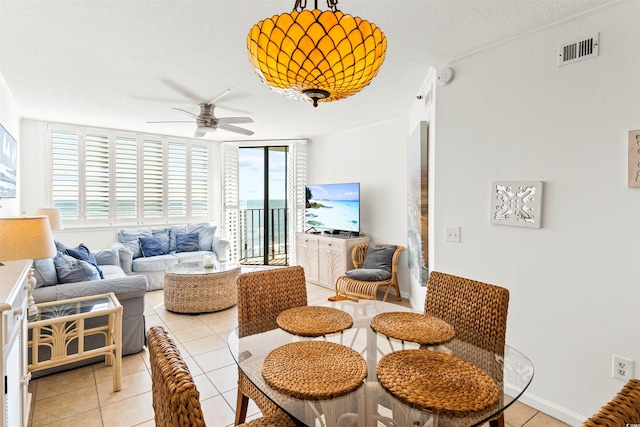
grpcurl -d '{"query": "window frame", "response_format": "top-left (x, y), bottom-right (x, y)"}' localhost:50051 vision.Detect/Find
top-left (48, 123), bottom-right (211, 228)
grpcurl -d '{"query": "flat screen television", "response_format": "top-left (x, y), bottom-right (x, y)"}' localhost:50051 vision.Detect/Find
top-left (0, 124), bottom-right (17, 199)
top-left (305, 182), bottom-right (360, 233)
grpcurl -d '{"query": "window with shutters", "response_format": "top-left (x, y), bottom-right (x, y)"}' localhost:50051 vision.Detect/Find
top-left (167, 141), bottom-right (187, 218)
top-left (191, 143), bottom-right (209, 217)
top-left (142, 138), bottom-right (165, 221)
top-left (49, 124), bottom-right (209, 227)
top-left (114, 134), bottom-right (138, 221)
top-left (85, 131), bottom-right (110, 222)
top-left (51, 129), bottom-right (80, 221)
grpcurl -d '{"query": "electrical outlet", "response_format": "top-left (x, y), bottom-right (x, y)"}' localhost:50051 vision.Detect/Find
top-left (612, 354), bottom-right (634, 381)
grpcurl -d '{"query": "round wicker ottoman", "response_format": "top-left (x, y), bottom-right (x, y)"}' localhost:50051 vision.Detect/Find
top-left (164, 261), bottom-right (241, 313)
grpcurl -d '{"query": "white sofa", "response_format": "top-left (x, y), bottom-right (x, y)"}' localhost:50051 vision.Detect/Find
top-left (112, 223), bottom-right (230, 291)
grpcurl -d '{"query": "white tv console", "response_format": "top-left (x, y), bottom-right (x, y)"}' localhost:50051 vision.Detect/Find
top-left (295, 232), bottom-right (369, 289)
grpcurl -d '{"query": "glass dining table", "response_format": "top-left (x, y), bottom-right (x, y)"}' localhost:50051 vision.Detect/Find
top-left (227, 299), bottom-right (534, 427)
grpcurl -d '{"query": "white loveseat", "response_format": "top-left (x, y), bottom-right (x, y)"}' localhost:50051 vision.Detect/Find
top-left (112, 223), bottom-right (230, 291)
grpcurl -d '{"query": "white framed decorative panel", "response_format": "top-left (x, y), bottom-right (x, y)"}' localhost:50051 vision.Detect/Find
top-left (628, 129), bottom-right (640, 187)
top-left (490, 181), bottom-right (543, 228)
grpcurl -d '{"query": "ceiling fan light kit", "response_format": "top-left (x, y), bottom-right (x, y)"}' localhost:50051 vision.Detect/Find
top-left (247, 0), bottom-right (387, 107)
top-left (147, 88), bottom-right (255, 137)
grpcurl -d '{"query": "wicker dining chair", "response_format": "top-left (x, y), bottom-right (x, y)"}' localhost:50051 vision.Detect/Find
top-left (583, 379), bottom-right (640, 426)
top-left (147, 325), bottom-right (206, 427)
top-left (235, 266), bottom-right (308, 426)
top-left (424, 271), bottom-right (510, 427)
top-left (335, 243), bottom-right (405, 301)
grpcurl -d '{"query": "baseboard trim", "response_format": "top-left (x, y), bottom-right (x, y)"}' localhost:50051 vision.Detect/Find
top-left (516, 390), bottom-right (587, 427)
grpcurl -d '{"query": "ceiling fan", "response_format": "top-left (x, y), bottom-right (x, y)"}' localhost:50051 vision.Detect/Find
top-left (148, 88), bottom-right (254, 137)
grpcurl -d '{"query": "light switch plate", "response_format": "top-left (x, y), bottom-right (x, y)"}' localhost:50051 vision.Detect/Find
top-left (445, 226), bottom-right (461, 243)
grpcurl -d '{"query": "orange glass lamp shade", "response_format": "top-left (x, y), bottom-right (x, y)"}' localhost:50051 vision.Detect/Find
top-left (247, 2), bottom-right (387, 107)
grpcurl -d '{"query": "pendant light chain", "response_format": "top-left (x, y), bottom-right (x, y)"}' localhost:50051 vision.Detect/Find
top-left (294, 0), bottom-right (339, 12)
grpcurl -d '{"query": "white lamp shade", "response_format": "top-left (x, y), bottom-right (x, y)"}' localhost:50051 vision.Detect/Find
top-left (0, 216), bottom-right (57, 261)
top-left (35, 208), bottom-right (64, 230)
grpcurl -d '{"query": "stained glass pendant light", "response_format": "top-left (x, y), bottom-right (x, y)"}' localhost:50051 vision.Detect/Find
top-left (247, 0), bottom-right (387, 107)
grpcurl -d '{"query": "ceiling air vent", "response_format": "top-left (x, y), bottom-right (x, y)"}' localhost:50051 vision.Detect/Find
top-left (558, 33), bottom-right (599, 66)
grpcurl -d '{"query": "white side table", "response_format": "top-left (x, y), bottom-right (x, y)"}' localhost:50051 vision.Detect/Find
top-left (28, 292), bottom-right (123, 391)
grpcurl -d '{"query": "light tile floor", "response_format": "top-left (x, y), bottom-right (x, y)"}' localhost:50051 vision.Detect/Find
top-left (27, 282), bottom-right (569, 427)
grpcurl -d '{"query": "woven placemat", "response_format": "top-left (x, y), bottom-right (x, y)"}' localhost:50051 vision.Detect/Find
top-left (377, 349), bottom-right (499, 412)
top-left (262, 341), bottom-right (367, 400)
top-left (370, 312), bottom-right (455, 345)
top-left (276, 306), bottom-right (353, 337)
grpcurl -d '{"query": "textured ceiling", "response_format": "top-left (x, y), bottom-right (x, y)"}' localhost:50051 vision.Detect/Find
top-left (0, 0), bottom-right (621, 141)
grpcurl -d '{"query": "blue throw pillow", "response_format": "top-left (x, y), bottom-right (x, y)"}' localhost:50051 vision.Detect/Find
top-left (53, 252), bottom-right (101, 283)
top-left (33, 258), bottom-right (58, 288)
top-left (139, 236), bottom-right (166, 257)
top-left (362, 243), bottom-right (397, 273)
top-left (169, 225), bottom-right (187, 252)
top-left (65, 243), bottom-right (104, 279)
top-left (117, 228), bottom-right (152, 258)
top-left (151, 228), bottom-right (170, 254)
top-left (186, 223), bottom-right (217, 252)
top-left (176, 233), bottom-right (200, 253)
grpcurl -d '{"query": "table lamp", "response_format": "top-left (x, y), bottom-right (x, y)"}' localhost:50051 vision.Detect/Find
top-left (35, 207), bottom-right (64, 230)
top-left (0, 216), bottom-right (57, 320)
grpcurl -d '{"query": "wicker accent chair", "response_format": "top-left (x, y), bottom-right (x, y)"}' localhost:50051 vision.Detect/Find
top-left (235, 266), bottom-right (308, 426)
top-left (147, 325), bottom-right (206, 427)
top-left (583, 379), bottom-right (640, 426)
top-left (424, 271), bottom-right (510, 427)
top-left (335, 243), bottom-right (405, 301)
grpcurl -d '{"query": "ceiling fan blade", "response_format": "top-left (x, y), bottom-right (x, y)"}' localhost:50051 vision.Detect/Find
top-left (217, 117), bottom-right (254, 125)
top-left (194, 127), bottom-right (207, 137)
top-left (208, 87), bottom-right (232, 105)
top-left (218, 123), bottom-right (254, 136)
top-left (147, 120), bottom-right (195, 124)
top-left (172, 107), bottom-right (199, 119)
top-left (162, 79), bottom-right (203, 103)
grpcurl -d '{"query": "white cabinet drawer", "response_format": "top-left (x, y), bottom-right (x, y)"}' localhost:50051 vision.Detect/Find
top-left (318, 237), bottom-right (344, 251)
top-left (298, 235), bottom-right (319, 246)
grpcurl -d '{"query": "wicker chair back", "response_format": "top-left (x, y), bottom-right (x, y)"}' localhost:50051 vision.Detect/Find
top-left (583, 379), bottom-right (640, 426)
top-left (147, 325), bottom-right (205, 427)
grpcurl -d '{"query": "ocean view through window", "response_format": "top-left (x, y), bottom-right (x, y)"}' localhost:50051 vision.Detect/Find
top-left (239, 146), bottom-right (289, 265)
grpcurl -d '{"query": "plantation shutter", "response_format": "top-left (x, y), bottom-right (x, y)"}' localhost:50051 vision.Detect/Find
top-left (288, 140), bottom-right (307, 264)
top-left (84, 130), bottom-right (110, 223)
top-left (142, 138), bottom-right (165, 222)
top-left (167, 141), bottom-right (187, 219)
top-left (51, 128), bottom-right (80, 223)
top-left (222, 143), bottom-right (239, 262)
top-left (190, 142), bottom-right (209, 219)
top-left (114, 134), bottom-right (138, 222)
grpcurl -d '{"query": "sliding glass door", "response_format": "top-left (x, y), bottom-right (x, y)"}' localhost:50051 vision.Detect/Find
top-left (238, 146), bottom-right (289, 266)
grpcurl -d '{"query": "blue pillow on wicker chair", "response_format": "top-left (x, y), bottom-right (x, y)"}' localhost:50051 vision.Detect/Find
top-left (345, 268), bottom-right (392, 282)
top-left (362, 244), bottom-right (396, 272)
top-left (176, 233), bottom-right (200, 253)
top-left (139, 237), bottom-right (166, 257)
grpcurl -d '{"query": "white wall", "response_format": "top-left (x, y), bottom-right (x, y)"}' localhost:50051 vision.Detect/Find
top-left (308, 117), bottom-right (411, 297)
top-left (0, 70), bottom-right (21, 216)
top-left (411, 1), bottom-right (639, 423)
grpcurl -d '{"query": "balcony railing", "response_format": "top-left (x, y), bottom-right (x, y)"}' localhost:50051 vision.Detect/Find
top-left (240, 207), bottom-right (289, 265)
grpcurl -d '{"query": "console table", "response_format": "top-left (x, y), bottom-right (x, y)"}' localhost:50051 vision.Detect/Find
top-left (0, 259), bottom-right (31, 427)
top-left (295, 233), bottom-right (369, 289)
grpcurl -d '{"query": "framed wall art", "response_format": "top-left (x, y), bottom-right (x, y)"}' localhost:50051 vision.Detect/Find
top-left (490, 181), bottom-right (543, 228)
